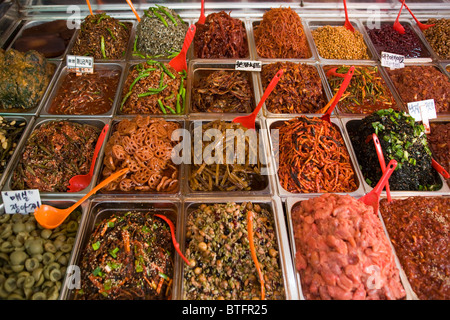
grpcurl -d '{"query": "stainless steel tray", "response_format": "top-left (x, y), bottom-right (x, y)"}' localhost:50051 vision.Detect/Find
top-left (284, 195), bottom-right (417, 300)
top-left (179, 196), bottom-right (298, 300)
top-left (340, 116), bottom-right (450, 195)
top-left (183, 117), bottom-right (272, 197)
top-left (0, 197), bottom-right (88, 300)
top-left (61, 198), bottom-right (182, 300)
top-left (0, 60), bottom-right (61, 117)
top-left (265, 116), bottom-right (366, 198)
top-left (0, 115), bottom-right (35, 190)
top-left (2, 117), bottom-right (111, 197)
top-left (39, 62), bottom-right (125, 118)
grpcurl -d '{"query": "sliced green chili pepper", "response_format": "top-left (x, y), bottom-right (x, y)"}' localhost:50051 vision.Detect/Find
top-left (160, 63), bottom-right (175, 79)
top-left (106, 27), bottom-right (116, 40)
top-left (156, 5), bottom-right (178, 26)
top-left (151, 8), bottom-right (168, 27)
top-left (157, 99), bottom-right (167, 114)
top-left (100, 35), bottom-right (106, 58)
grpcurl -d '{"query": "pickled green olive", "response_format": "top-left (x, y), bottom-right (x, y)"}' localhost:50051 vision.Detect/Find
top-left (7, 293), bottom-right (24, 300)
top-left (3, 277), bottom-right (17, 292)
top-left (10, 251), bottom-right (28, 266)
top-left (12, 222), bottom-right (25, 234)
top-left (25, 257), bottom-right (39, 271)
top-left (26, 239), bottom-right (43, 255)
top-left (44, 242), bottom-right (56, 253)
top-left (60, 243), bottom-right (72, 253)
top-left (49, 269), bottom-right (62, 282)
top-left (0, 214), bottom-right (11, 224)
top-left (23, 276), bottom-right (35, 289)
top-left (24, 221), bottom-right (36, 233)
top-left (66, 221), bottom-right (78, 233)
top-left (42, 252), bottom-right (55, 265)
top-left (40, 229), bottom-right (52, 240)
top-left (1, 241), bottom-right (14, 253)
top-left (31, 292), bottom-right (46, 300)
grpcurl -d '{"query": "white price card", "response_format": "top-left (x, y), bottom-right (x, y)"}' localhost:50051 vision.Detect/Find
top-left (66, 55), bottom-right (94, 75)
top-left (407, 99), bottom-right (437, 134)
top-left (235, 60), bottom-right (262, 72)
top-left (1, 190), bottom-right (41, 214)
top-left (380, 52), bottom-right (405, 69)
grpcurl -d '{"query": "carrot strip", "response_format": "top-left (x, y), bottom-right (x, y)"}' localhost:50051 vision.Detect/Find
top-left (247, 210), bottom-right (265, 300)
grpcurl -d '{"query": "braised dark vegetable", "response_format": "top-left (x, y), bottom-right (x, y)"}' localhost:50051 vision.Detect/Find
top-left (11, 120), bottom-right (100, 192)
top-left (0, 49), bottom-right (55, 111)
top-left (71, 13), bottom-right (131, 60)
top-left (0, 117), bottom-right (27, 177)
top-left (191, 70), bottom-right (254, 113)
top-left (75, 211), bottom-right (174, 300)
top-left (194, 11), bottom-right (248, 59)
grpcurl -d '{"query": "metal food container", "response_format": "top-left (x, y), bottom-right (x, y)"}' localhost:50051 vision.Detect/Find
top-left (179, 196), bottom-right (298, 300)
top-left (284, 195), bottom-right (417, 300)
top-left (266, 116), bottom-right (366, 198)
top-left (0, 115), bottom-right (34, 190)
top-left (6, 20), bottom-right (77, 61)
top-left (68, 19), bottom-right (135, 62)
top-left (187, 61), bottom-right (261, 117)
top-left (93, 116), bottom-right (185, 197)
top-left (380, 62), bottom-right (450, 118)
top-left (61, 198), bottom-right (182, 300)
top-left (190, 15), bottom-right (252, 61)
top-left (341, 116), bottom-right (450, 195)
top-left (360, 19), bottom-right (433, 63)
top-left (376, 194), bottom-right (450, 300)
top-left (2, 117), bottom-right (111, 197)
top-left (0, 198), bottom-right (88, 300)
top-left (319, 61), bottom-right (405, 117)
top-left (114, 61), bottom-right (188, 116)
top-left (184, 118), bottom-right (272, 197)
top-left (0, 60), bottom-right (61, 116)
top-left (39, 62), bottom-right (125, 118)
top-left (413, 15), bottom-right (450, 63)
top-left (249, 16), bottom-right (316, 62)
top-left (258, 61), bottom-right (330, 118)
top-left (306, 18), bottom-right (377, 62)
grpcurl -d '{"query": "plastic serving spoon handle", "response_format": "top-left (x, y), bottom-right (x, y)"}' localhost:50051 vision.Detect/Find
top-left (232, 69), bottom-right (283, 130)
top-left (372, 133), bottom-right (392, 202)
top-left (321, 66), bottom-right (355, 123)
top-left (400, 0), bottom-right (435, 30)
top-left (393, 1), bottom-right (406, 34)
top-left (34, 168), bottom-right (129, 229)
top-left (198, 0), bottom-right (206, 24)
top-left (169, 24), bottom-right (196, 73)
top-left (68, 124), bottom-right (109, 192)
top-left (154, 214), bottom-right (191, 265)
top-left (359, 159), bottom-right (397, 214)
top-left (86, 0), bottom-right (94, 16)
top-left (343, 0), bottom-right (355, 32)
top-left (126, 0), bottom-right (141, 22)
top-left (432, 158), bottom-right (450, 179)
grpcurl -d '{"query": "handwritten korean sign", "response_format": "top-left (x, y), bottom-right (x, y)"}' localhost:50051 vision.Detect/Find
top-left (1, 190), bottom-right (41, 214)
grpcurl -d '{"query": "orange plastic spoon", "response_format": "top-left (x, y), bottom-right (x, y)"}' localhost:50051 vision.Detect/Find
top-left (169, 24), bottom-right (196, 73)
top-left (67, 124), bottom-right (109, 192)
top-left (233, 69), bottom-right (283, 130)
top-left (34, 168), bottom-right (129, 229)
top-left (359, 159), bottom-right (397, 214)
top-left (86, 0), bottom-right (94, 16)
top-left (126, 0), bottom-right (141, 22)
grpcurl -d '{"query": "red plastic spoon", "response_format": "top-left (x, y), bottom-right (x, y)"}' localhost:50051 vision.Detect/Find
top-left (343, 0), bottom-right (355, 32)
top-left (432, 158), bottom-right (450, 179)
top-left (372, 133), bottom-right (392, 202)
top-left (321, 66), bottom-right (355, 123)
top-left (326, 67), bottom-right (346, 78)
top-left (68, 124), bottom-right (109, 192)
top-left (154, 214), bottom-right (190, 265)
top-left (399, 0), bottom-right (435, 30)
top-left (169, 24), bottom-right (196, 73)
top-left (393, 1), bottom-right (406, 34)
top-left (359, 159), bottom-right (397, 214)
top-left (198, 0), bottom-right (206, 24)
top-left (233, 69), bottom-right (283, 130)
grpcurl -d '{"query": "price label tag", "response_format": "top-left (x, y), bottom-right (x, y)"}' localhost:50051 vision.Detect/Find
top-left (380, 52), bottom-right (405, 69)
top-left (235, 60), bottom-right (262, 72)
top-left (67, 55), bottom-right (94, 75)
top-left (1, 190), bottom-right (41, 214)
top-left (407, 99), bottom-right (437, 134)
